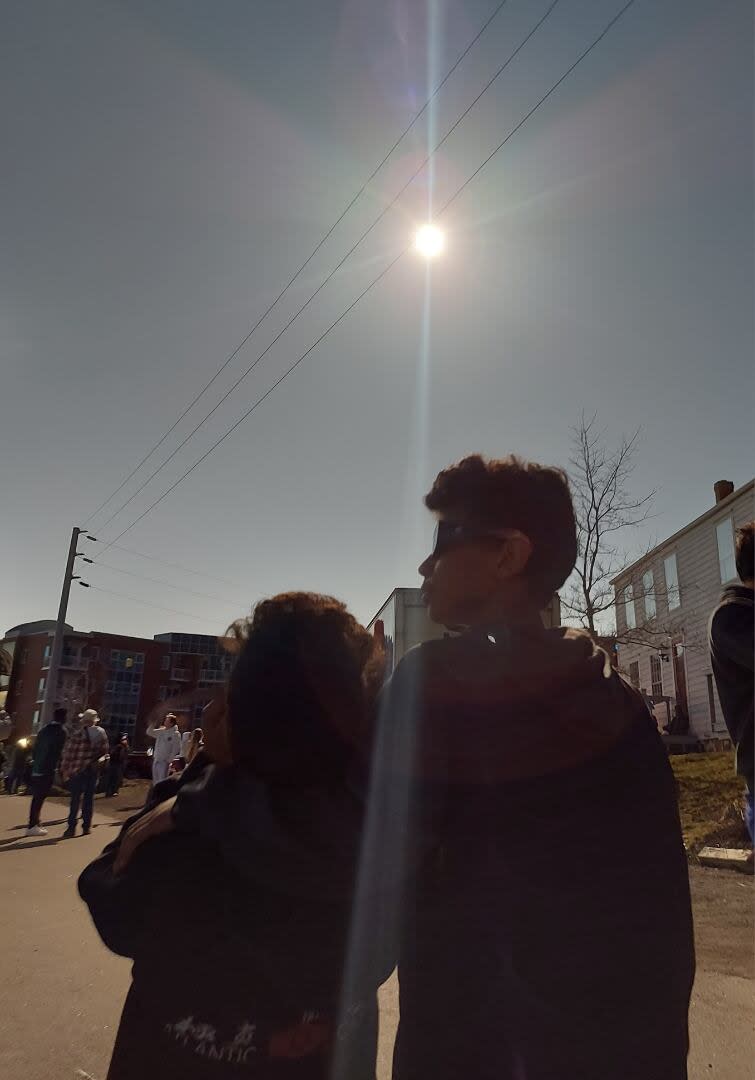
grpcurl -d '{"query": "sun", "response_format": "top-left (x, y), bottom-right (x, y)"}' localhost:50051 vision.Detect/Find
top-left (413, 223), bottom-right (445, 258)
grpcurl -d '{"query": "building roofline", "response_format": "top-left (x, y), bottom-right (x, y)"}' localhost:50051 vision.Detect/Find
top-left (610, 478), bottom-right (754, 586)
top-left (367, 587), bottom-right (422, 629)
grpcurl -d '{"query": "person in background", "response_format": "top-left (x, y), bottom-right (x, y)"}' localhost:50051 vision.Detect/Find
top-left (5, 737), bottom-right (32, 795)
top-left (186, 727), bottom-right (204, 766)
top-left (61, 708), bottom-right (109, 837)
top-left (79, 593), bottom-right (393, 1080)
top-left (709, 520), bottom-right (754, 851)
top-left (26, 707), bottom-right (67, 835)
top-left (106, 734), bottom-right (130, 798)
top-left (370, 454), bottom-right (694, 1080)
top-left (145, 712), bottom-right (181, 786)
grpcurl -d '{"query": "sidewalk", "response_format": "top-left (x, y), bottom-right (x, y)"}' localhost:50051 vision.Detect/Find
top-left (0, 792), bottom-right (751, 1079)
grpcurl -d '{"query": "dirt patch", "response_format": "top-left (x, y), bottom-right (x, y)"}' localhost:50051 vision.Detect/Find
top-left (671, 753), bottom-right (750, 854)
top-left (689, 865), bottom-right (754, 980)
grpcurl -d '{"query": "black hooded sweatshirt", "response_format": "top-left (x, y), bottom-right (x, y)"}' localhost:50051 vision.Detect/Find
top-left (78, 755), bottom-right (395, 1080)
top-left (363, 625), bottom-right (695, 1080)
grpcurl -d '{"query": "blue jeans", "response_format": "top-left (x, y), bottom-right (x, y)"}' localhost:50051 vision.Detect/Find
top-left (67, 766), bottom-right (97, 832)
top-left (745, 790), bottom-right (754, 844)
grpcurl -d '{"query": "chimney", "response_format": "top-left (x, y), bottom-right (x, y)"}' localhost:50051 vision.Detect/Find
top-left (714, 480), bottom-right (734, 504)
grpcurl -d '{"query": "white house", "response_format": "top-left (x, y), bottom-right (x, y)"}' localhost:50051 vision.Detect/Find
top-left (611, 479), bottom-right (754, 744)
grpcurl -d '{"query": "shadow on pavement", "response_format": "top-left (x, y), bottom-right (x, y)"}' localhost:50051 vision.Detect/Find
top-left (0, 836), bottom-right (64, 852)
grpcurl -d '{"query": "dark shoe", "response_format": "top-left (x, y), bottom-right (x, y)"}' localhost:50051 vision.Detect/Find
top-left (82, 827), bottom-right (91, 835)
top-left (62, 827), bottom-right (75, 839)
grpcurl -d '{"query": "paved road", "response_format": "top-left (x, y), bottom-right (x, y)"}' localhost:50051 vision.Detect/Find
top-left (0, 792), bottom-right (751, 1079)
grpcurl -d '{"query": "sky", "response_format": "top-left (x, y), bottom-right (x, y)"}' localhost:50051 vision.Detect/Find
top-left (1, 0), bottom-right (752, 642)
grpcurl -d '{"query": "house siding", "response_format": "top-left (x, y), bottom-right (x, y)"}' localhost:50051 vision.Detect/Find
top-left (613, 482), bottom-right (753, 740)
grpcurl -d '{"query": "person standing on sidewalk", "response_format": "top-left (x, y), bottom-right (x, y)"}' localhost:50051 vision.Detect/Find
top-left (106, 734), bottom-right (130, 797)
top-left (370, 454), bottom-right (694, 1080)
top-left (60, 709), bottom-right (109, 837)
top-left (146, 712), bottom-right (181, 786)
top-left (710, 520), bottom-right (754, 849)
top-left (25, 707), bottom-right (67, 836)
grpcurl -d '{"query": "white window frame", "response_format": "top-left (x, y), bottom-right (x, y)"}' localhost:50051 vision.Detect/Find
top-left (664, 554), bottom-right (681, 610)
top-left (650, 654), bottom-right (663, 698)
top-left (642, 569), bottom-right (656, 620)
top-left (715, 517), bottom-right (737, 584)
top-left (628, 660), bottom-right (640, 689)
top-left (624, 584), bottom-right (637, 630)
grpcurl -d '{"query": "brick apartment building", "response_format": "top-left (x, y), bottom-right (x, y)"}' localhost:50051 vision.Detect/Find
top-left (1, 621), bottom-right (233, 748)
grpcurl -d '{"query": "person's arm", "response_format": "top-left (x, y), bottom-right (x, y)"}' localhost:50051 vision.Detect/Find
top-left (711, 602), bottom-right (755, 672)
top-left (79, 820), bottom-right (191, 958)
top-left (145, 723), bottom-right (163, 740)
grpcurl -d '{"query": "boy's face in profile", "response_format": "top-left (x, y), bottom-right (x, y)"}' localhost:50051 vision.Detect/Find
top-left (418, 515), bottom-right (504, 628)
top-left (418, 513), bottom-right (534, 628)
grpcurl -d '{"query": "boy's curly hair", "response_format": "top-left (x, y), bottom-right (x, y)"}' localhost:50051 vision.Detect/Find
top-left (425, 454), bottom-right (577, 606)
top-left (223, 592), bottom-right (384, 783)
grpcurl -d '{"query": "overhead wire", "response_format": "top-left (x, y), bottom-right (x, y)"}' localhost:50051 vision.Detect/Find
top-left (98, 542), bottom-right (247, 588)
top-left (91, 0), bottom-right (563, 535)
top-left (80, 583), bottom-right (229, 625)
top-left (82, 0), bottom-right (512, 528)
top-left (94, 0), bottom-right (638, 557)
top-left (91, 561), bottom-right (238, 606)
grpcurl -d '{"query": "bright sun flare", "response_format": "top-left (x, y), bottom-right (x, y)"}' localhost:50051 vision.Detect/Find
top-left (414, 223), bottom-right (445, 258)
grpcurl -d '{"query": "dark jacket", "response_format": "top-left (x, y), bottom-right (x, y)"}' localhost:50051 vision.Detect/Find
top-left (367, 625), bottom-right (695, 1080)
top-left (78, 754), bottom-right (395, 1080)
top-left (709, 584), bottom-right (754, 791)
top-left (31, 720), bottom-right (66, 776)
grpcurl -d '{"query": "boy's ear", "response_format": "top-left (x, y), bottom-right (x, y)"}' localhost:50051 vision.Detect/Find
top-left (495, 533), bottom-right (533, 579)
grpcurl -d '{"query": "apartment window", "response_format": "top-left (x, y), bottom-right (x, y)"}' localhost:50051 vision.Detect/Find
top-left (20, 648), bottom-right (28, 665)
top-left (37, 676), bottom-right (46, 697)
top-left (623, 584), bottom-right (637, 630)
top-left (716, 518), bottom-right (737, 584)
top-left (43, 644), bottom-right (51, 663)
top-left (664, 554), bottom-right (680, 610)
top-left (159, 686), bottom-right (168, 700)
top-left (111, 649), bottom-right (120, 663)
top-left (628, 661), bottom-right (640, 689)
top-left (642, 569), bottom-right (656, 620)
top-left (650, 654), bottom-right (663, 698)
top-left (706, 674), bottom-right (719, 730)
top-left (161, 655), bottom-right (171, 670)
top-left (90, 647), bottom-right (99, 661)
top-left (32, 709), bottom-right (40, 728)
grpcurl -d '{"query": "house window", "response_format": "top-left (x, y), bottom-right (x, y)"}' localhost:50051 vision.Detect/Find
top-left (650, 654), bottom-right (663, 698)
top-left (33, 709), bottom-right (40, 728)
top-left (37, 676), bottom-right (46, 698)
top-left (628, 661), bottom-right (640, 689)
top-left (664, 554), bottom-right (680, 610)
top-left (706, 674), bottom-right (719, 730)
top-left (43, 644), bottom-right (51, 663)
top-left (642, 569), bottom-right (656, 620)
top-left (624, 584), bottom-right (636, 630)
top-left (716, 518), bottom-right (737, 584)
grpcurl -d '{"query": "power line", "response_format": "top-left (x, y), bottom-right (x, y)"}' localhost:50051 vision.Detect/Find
top-left (81, 583), bottom-right (228, 625)
top-left (82, 0), bottom-right (512, 528)
top-left (92, 0), bottom-right (562, 534)
top-left (101, 542), bottom-right (246, 588)
top-left (92, 561), bottom-right (237, 605)
top-left (98, 0), bottom-right (638, 554)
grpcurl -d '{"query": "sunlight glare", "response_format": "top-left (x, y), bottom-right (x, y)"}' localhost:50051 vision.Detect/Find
top-left (413, 223), bottom-right (445, 258)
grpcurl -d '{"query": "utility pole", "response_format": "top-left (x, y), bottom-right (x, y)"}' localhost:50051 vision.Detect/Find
top-left (40, 527), bottom-right (82, 728)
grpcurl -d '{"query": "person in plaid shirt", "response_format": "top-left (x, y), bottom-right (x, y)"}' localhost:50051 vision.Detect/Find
top-left (61, 709), bottom-right (109, 837)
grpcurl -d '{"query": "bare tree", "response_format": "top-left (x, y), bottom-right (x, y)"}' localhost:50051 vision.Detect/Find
top-left (562, 413), bottom-right (656, 636)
